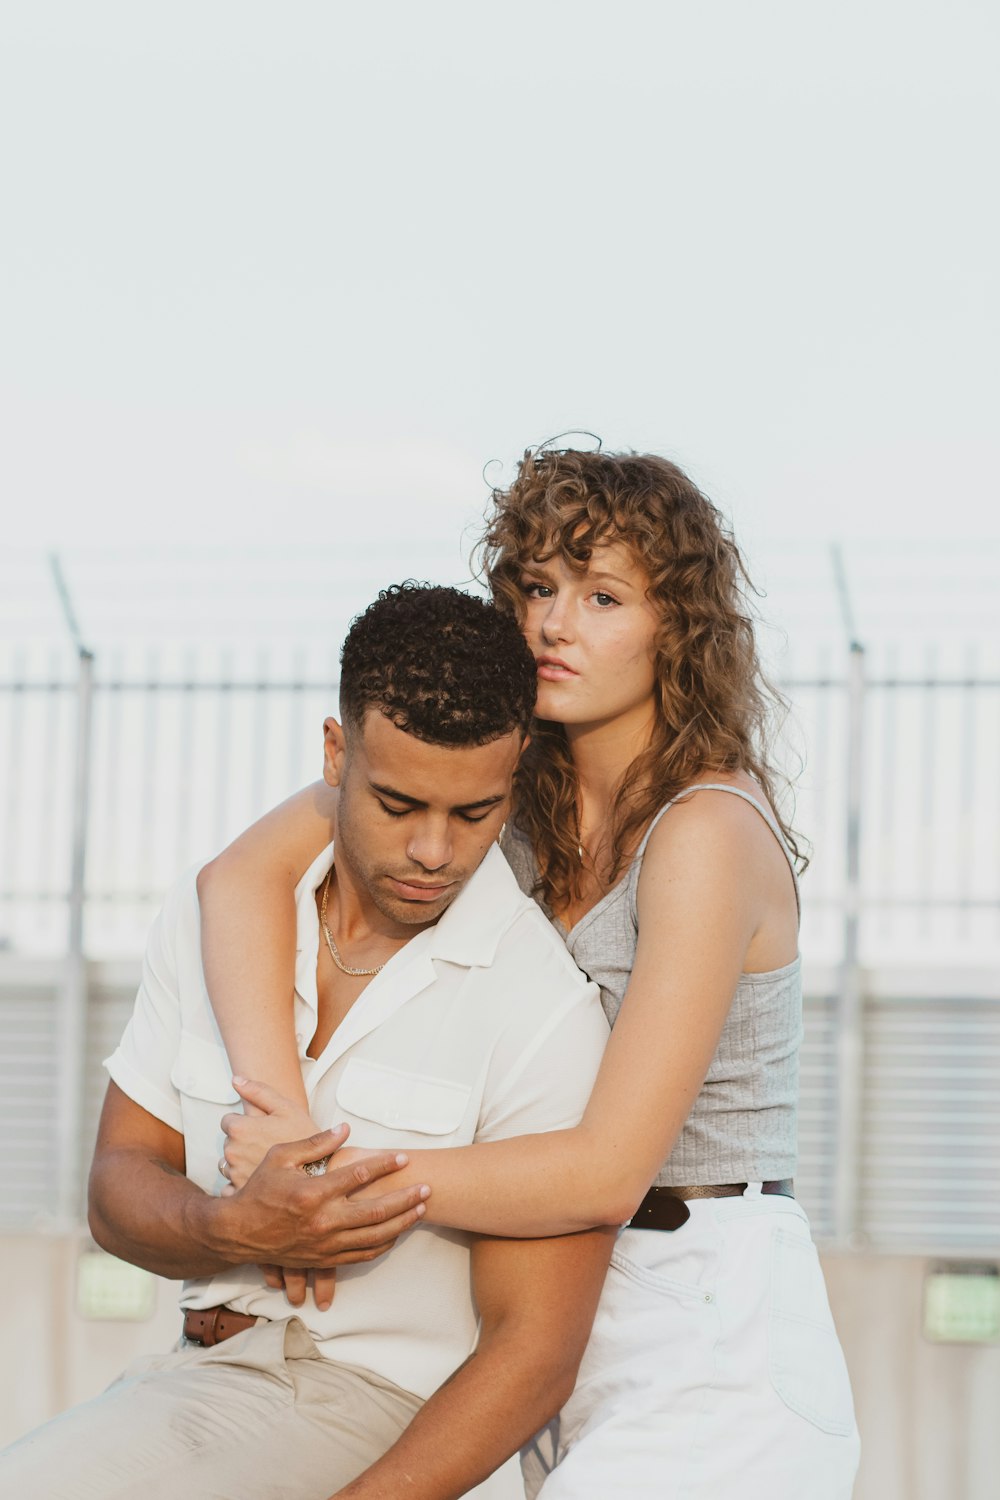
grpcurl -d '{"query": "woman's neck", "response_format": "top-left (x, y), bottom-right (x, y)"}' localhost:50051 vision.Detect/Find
top-left (565, 701), bottom-right (657, 832)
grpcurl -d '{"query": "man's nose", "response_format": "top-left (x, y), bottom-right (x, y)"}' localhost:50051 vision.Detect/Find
top-left (406, 820), bottom-right (452, 872)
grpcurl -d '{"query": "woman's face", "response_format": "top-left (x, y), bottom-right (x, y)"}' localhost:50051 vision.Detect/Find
top-left (518, 540), bottom-right (661, 733)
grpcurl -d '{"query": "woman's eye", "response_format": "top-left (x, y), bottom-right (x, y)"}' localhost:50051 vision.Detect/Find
top-left (592, 591), bottom-right (619, 608)
top-left (377, 801), bottom-right (410, 818)
top-left (522, 581), bottom-right (554, 599)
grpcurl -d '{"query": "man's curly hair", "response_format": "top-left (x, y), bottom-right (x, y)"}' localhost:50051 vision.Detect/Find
top-left (339, 582), bottom-right (536, 745)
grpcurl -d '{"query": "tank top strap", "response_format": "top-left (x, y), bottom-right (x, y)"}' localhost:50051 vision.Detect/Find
top-left (634, 800), bottom-right (677, 860)
top-left (634, 782), bottom-right (801, 920)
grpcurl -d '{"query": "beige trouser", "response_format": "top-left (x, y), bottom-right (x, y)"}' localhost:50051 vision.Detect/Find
top-left (0, 1316), bottom-right (425, 1499)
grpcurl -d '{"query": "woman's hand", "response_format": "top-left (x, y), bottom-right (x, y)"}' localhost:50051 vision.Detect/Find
top-left (222, 1078), bottom-right (367, 1313)
top-left (221, 1077), bottom-right (323, 1190)
top-left (259, 1260), bottom-right (338, 1312)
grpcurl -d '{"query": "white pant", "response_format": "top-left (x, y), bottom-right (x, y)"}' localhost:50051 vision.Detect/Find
top-left (523, 1189), bottom-right (860, 1499)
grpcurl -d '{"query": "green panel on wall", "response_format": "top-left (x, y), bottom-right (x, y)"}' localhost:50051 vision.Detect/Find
top-left (924, 1263), bottom-right (1000, 1343)
top-left (76, 1247), bottom-right (156, 1321)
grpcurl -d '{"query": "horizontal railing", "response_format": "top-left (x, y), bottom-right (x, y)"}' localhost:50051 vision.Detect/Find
top-left (1, 643), bottom-right (998, 1243)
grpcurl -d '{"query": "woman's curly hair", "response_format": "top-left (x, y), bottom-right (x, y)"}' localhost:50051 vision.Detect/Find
top-left (477, 446), bottom-right (804, 911)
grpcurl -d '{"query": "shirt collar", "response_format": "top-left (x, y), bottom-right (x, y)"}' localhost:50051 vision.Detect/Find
top-left (293, 839), bottom-right (525, 1006)
top-left (426, 842), bottom-right (527, 968)
top-left (293, 843), bottom-right (336, 1012)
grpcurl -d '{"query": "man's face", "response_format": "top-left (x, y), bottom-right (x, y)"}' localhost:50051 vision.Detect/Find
top-left (325, 708), bottom-right (523, 930)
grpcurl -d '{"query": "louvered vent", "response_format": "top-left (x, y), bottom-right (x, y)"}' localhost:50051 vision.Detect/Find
top-left (796, 993), bottom-right (839, 1240)
top-left (859, 998), bottom-right (1000, 1252)
top-left (0, 983), bottom-right (59, 1228)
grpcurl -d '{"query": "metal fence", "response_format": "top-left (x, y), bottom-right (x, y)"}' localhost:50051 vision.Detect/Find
top-left (1, 560), bottom-right (999, 1251)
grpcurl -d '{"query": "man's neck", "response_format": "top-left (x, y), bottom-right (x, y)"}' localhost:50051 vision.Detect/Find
top-left (308, 876), bottom-right (418, 1060)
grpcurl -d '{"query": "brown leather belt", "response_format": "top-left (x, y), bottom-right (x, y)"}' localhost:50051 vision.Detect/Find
top-left (630, 1179), bottom-right (795, 1232)
top-left (183, 1305), bottom-right (260, 1347)
top-left (182, 1185), bottom-right (797, 1344)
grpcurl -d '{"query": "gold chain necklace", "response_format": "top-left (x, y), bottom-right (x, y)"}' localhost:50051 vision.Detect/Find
top-left (319, 869), bottom-right (386, 978)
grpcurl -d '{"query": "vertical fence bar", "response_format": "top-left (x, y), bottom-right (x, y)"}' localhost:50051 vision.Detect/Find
top-left (833, 640), bottom-right (866, 1244)
top-left (957, 646), bottom-right (977, 942)
top-left (0, 651), bottom-right (27, 933)
top-left (919, 645), bottom-right (938, 947)
top-left (54, 645), bottom-right (94, 1225)
top-left (49, 553), bottom-right (95, 1226)
top-left (877, 645), bottom-right (897, 943)
top-left (175, 649), bottom-right (196, 877)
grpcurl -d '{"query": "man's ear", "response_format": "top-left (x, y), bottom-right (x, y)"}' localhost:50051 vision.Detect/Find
top-left (323, 717), bottom-right (348, 787)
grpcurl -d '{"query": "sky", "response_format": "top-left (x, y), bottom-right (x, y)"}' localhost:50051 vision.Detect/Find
top-left (1, 3), bottom-right (998, 963)
top-left (1, 0), bottom-right (997, 577)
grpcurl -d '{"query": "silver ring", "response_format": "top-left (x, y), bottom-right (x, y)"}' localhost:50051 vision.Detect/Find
top-left (218, 1155), bottom-right (231, 1180)
top-left (303, 1156), bottom-right (331, 1177)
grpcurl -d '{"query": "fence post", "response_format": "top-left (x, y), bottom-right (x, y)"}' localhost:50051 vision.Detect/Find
top-left (54, 646), bottom-right (94, 1225)
top-left (833, 638), bottom-right (866, 1244)
top-left (828, 543), bottom-right (867, 1246)
top-left (50, 555), bottom-right (94, 1227)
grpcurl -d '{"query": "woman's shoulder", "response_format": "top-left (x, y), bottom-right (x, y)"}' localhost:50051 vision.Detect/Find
top-left (637, 773), bottom-right (792, 892)
top-left (499, 819), bottom-right (539, 897)
top-left (634, 774), bottom-right (800, 967)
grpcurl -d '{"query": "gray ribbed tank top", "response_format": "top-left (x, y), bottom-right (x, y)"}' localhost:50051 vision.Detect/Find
top-left (501, 784), bottom-right (802, 1185)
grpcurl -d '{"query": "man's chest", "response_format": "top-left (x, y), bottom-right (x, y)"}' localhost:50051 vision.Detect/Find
top-left (304, 986), bottom-right (497, 1155)
top-left (308, 966), bottom-right (373, 1058)
top-left (307, 917), bottom-right (417, 1058)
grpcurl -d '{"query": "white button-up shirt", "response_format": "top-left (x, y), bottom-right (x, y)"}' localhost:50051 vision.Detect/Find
top-left (106, 841), bottom-right (609, 1399)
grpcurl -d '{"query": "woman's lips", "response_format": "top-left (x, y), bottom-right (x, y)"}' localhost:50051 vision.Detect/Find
top-left (536, 657), bottom-right (578, 681)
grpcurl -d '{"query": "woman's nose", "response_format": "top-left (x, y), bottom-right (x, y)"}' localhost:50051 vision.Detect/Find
top-left (541, 597), bottom-right (572, 644)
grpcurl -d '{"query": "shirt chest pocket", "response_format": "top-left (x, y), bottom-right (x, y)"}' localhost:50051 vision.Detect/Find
top-left (170, 1032), bottom-right (240, 1194)
top-left (335, 1058), bottom-right (474, 1146)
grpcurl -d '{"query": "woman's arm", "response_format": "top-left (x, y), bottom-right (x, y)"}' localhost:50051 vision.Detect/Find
top-left (197, 780), bottom-right (338, 1117)
top-left (236, 791), bottom-right (795, 1235)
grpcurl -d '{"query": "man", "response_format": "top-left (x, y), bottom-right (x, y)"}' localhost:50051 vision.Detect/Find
top-left (0, 585), bottom-right (612, 1500)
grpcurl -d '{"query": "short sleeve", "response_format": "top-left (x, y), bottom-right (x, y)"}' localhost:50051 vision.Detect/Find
top-left (103, 883), bottom-right (187, 1133)
top-left (474, 922), bottom-right (609, 1143)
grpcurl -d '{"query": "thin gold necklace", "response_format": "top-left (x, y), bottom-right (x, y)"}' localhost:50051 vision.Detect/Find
top-left (319, 869), bottom-right (386, 978)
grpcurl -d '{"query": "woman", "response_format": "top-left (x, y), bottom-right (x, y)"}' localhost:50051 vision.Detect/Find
top-left (198, 448), bottom-right (860, 1497)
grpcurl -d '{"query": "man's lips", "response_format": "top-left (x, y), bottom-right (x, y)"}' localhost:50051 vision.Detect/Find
top-left (387, 876), bottom-right (456, 902)
top-left (536, 655), bottom-right (578, 680)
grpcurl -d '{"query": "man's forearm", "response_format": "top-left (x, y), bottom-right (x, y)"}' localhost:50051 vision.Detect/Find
top-left (89, 1145), bottom-right (235, 1278)
top-left (330, 1322), bottom-right (578, 1500)
top-left (89, 1087), bottom-right (432, 1281)
top-left (332, 1223), bottom-right (616, 1500)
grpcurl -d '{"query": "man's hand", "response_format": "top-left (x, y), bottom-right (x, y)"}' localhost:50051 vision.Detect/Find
top-left (207, 1129), bottom-right (431, 1269)
top-left (90, 1083), bottom-right (431, 1284)
top-left (221, 1078), bottom-right (391, 1310)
